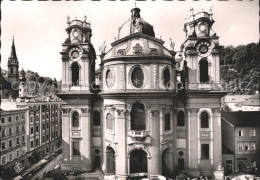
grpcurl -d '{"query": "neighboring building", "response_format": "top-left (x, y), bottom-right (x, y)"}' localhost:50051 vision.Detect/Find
top-left (0, 38), bottom-right (20, 99)
top-left (0, 70), bottom-right (62, 179)
top-left (222, 112), bottom-right (260, 174)
top-left (222, 92), bottom-right (260, 112)
top-left (0, 100), bottom-right (28, 179)
top-left (237, 92), bottom-right (260, 111)
top-left (16, 96), bottom-right (62, 165)
top-left (0, 96), bottom-right (62, 179)
top-left (58, 6), bottom-right (225, 180)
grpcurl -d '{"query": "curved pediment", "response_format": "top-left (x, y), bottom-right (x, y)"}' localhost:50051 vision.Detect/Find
top-left (103, 34), bottom-right (173, 61)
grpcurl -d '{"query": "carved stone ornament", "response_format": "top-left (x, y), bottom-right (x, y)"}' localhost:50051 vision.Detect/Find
top-left (212, 108), bottom-right (221, 114)
top-left (149, 48), bottom-right (159, 55)
top-left (117, 41), bottom-right (131, 56)
top-left (117, 49), bottom-right (127, 56)
top-left (150, 109), bottom-right (159, 116)
top-left (119, 65), bottom-right (124, 88)
top-left (185, 108), bottom-right (199, 114)
top-left (81, 108), bottom-right (91, 113)
top-left (133, 43), bottom-right (143, 55)
top-left (62, 108), bottom-right (71, 114)
top-left (152, 65), bottom-right (157, 85)
top-left (116, 109), bottom-right (126, 115)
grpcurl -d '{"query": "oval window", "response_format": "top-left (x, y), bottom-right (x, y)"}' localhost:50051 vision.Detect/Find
top-left (131, 67), bottom-right (144, 88)
top-left (163, 68), bottom-right (170, 86)
top-left (106, 69), bottom-right (113, 87)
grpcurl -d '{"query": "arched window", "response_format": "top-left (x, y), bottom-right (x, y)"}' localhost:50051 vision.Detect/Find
top-left (72, 111), bottom-right (79, 127)
top-left (164, 113), bottom-right (171, 131)
top-left (93, 111), bottom-right (100, 126)
top-left (107, 113), bottom-right (113, 129)
top-left (177, 111), bottom-right (185, 127)
top-left (200, 112), bottom-right (209, 128)
top-left (131, 67), bottom-right (144, 88)
top-left (163, 68), bottom-right (170, 87)
top-left (130, 103), bottom-right (146, 131)
top-left (10, 67), bottom-right (14, 74)
top-left (199, 59), bottom-right (209, 83)
top-left (71, 62), bottom-right (79, 86)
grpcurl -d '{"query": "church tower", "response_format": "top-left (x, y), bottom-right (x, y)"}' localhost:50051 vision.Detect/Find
top-left (19, 68), bottom-right (26, 98)
top-left (181, 8), bottom-right (221, 87)
top-left (58, 16), bottom-right (96, 172)
top-left (178, 8), bottom-right (226, 178)
top-left (7, 37), bottom-right (19, 83)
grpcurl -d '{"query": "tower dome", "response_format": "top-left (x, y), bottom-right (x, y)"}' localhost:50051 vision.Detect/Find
top-left (118, 7), bottom-right (155, 40)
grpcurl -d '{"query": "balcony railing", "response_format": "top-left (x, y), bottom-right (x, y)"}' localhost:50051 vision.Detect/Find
top-left (128, 130), bottom-right (148, 142)
top-left (127, 130), bottom-right (151, 144)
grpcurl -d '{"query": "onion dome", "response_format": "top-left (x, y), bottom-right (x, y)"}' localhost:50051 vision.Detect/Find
top-left (118, 7), bottom-right (155, 40)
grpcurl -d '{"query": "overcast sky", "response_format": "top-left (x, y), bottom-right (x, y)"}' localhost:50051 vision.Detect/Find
top-left (2, 0), bottom-right (258, 80)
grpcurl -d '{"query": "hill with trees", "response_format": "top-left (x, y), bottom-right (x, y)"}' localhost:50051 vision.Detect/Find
top-left (220, 42), bottom-right (259, 95)
top-left (24, 70), bottom-right (61, 96)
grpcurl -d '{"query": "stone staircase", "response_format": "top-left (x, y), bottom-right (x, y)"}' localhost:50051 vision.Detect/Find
top-left (76, 171), bottom-right (104, 180)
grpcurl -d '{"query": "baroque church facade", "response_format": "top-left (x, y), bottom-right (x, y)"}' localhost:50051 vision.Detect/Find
top-left (58, 7), bottom-right (225, 179)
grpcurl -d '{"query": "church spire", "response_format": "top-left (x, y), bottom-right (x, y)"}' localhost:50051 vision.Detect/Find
top-left (10, 36), bottom-right (18, 59)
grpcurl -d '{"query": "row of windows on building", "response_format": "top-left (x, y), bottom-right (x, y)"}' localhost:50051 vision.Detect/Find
top-left (1, 136), bottom-right (26, 150)
top-left (238, 142), bottom-right (256, 151)
top-left (70, 142), bottom-right (210, 160)
top-left (29, 131), bottom-right (58, 149)
top-left (1, 114), bottom-right (25, 124)
top-left (30, 113), bottom-right (58, 122)
top-left (238, 130), bottom-right (256, 137)
top-left (1, 149), bottom-right (25, 165)
top-left (30, 123), bottom-right (56, 134)
top-left (30, 105), bottom-right (58, 111)
top-left (70, 105), bottom-right (211, 132)
top-left (1, 125), bottom-right (25, 137)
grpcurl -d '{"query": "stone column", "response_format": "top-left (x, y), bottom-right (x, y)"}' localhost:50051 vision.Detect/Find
top-left (61, 108), bottom-right (71, 170)
top-left (149, 109), bottom-right (160, 177)
top-left (101, 107), bottom-right (107, 174)
top-left (185, 108), bottom-right (199, 175)
top-left (115, 108), bottom-right (127, 179)
top-left (212, 108), bottom-right (222, 170)
top-left (212, 108), bottom-right (224, 180)
top-left (81, 107), bottom-right (93, 172)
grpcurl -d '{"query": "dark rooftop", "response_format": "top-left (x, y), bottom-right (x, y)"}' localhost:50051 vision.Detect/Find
top-left (238, 93), bottom-right (260, 107)
top-left (222, 144), bottom-right (234, 155)
top-left (222, 111), bottom-right (260, 127)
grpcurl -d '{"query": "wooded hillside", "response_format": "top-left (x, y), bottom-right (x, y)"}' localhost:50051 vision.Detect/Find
top-left (220, 42), bottom-right (260, 94)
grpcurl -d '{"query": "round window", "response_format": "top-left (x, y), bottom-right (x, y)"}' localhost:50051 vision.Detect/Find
top-left (163, 68), bottom-right (170, 86)
top-left (178, 151), bottom-right (184, 156)
top-left (95, 149), bottom-right (100, 154)
top-left (106, 69), bottom-right (113, 87)
top-left (131, 67), bottom-right (144, 88)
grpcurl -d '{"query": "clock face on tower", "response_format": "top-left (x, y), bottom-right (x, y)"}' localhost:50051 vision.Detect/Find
top-left (69, 47), bottom-right (82, 61)
top-left (196, 41), bottom-right (212, 57)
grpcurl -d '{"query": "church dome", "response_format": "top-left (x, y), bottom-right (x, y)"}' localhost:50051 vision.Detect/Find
top-left (118, 7), bottom-right (155, 40)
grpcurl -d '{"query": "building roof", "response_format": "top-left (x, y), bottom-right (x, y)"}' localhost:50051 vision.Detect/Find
top-left (238, 93), bottom-right (260, 107)
top-left (118, 7), bottom-right (155, 40)
top-left (0, 73), bottom-right (11, 88)
top-left (1, 99), bottom-right (26, 111)
top-left (224, 95), bottom-right (251, 103)
top-left (10, 38), bottom-right (18, 60)
top-left (222, 144), bottom-right (234, 155)
top-left (222, 111), bottom-right (260, 127)
top-left (26, 94), bottom-right (62, 103)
